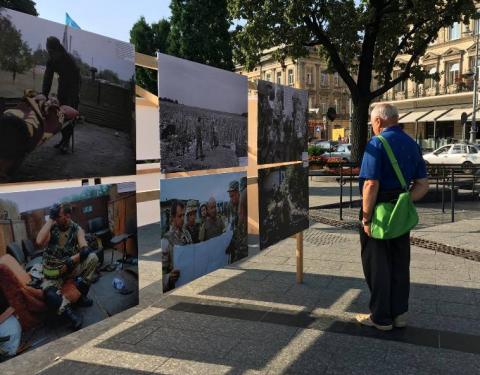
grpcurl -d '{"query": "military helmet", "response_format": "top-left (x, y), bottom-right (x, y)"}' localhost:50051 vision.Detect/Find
top-left (186, 200), bottom-right (198, 214)
top-left (228, 180), bottom-right (239, 192)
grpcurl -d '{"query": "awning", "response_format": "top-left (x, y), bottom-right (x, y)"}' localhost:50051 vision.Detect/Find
top-left (398, 110), bottom-right (433, 123)
top-left (436, 107), bottom-right (472, 122)
top-left (418, 108), bottom-right (452, 122)
top-left (467, 108), bottom-right (480, 121)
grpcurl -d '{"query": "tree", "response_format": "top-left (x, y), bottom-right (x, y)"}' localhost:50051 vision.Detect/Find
top-left (0, 13), bottom-right (33, 81)
top-left (130, 17), bottom-right (170, 94)
top-left (32, 43), bottom-right (48, 65)
top-left (168, 0), bottom-right (234, 71)
top-left (228, 0), bottom-right (478, 162)
top-left (0, 0), bottom-right (38, 16)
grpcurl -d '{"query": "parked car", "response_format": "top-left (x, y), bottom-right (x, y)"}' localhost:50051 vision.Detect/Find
top-left (327, 143), bottom-right (352, 162)
top-left (314, 140), bottom-right (338, 151)
top-left (423, 143), bottom-right (480, 173)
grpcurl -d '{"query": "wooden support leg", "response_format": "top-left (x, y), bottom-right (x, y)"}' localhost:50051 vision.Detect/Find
top-left (296, 231), bottom-right (304, 284)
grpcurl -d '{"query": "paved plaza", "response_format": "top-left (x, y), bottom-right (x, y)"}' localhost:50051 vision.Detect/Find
top-left (2, 181), bottom-right (480, 374)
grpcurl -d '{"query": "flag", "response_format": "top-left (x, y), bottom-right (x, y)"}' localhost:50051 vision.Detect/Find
top-left (65, 13), bottom-right (81, 29)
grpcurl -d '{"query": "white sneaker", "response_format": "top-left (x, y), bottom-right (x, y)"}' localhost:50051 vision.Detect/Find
top-left (355, 314), bottom-right (393, 331)
top-left (393, 312), bottom-right (408, 328)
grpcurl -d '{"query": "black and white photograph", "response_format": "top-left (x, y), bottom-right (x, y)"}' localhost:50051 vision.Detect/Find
top-left (0, 8), bottom-right (136, 183)
top-left (258, 80), bottom-right (308, 164)
top-left (160, 172), bottom-right (248, 292)
top-left (259, 164), bottom-right (309, 250)
top-left (0, 183), bottom-right (138, 362)
top-left (158, 53), bottom-right (248, 173)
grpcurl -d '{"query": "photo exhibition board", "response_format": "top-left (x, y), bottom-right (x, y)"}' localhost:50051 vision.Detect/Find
top-left (258, 164), bottom-right (309, 250)
top-left (158, 53), bottom-right (248, 173)
top-left (0, 8), bottom-right (136, 183)
top-left (160, 172), bottom-right (248, 292)
top-left (0, 182), bottom-right (138, 362)
top-left (257, 80), bottom-right (308, 165)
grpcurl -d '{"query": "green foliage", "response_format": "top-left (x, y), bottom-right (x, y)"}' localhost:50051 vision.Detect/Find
top-left (0, 13), bottom-right (33, 81)
top-left (308, 145), bottom-right (326, 156)
top-left (130, 17), bottom-right (171, 94)
top-left (168, 0), bottom-right (234, 71)
top-left (32, 43), bottom-right (48, 65)
top-left (0, 0), bottom-right (38, 16)
top-left (228, 0), bottom-right (478, 162)
top-left (97, 68), bottom-right (120, 85)
top-left (60, 185), bottom-right (110, 204)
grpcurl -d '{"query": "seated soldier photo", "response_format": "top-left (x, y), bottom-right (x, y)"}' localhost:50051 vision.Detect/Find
top-left (36, 203), bottom-right (98, 331)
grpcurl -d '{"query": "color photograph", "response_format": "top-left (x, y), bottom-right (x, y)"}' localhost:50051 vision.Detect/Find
top-left (0, 8), bottom-right (136, 182)
top-left (0, 183), bottom-right (138, 362)
top-left (160, 172), bottom-right (248, 292)
top-left (258, 80), bottom-right (308, 164)
top-left (158, 53), bottom-right (248, 173)
top-left (258, 164), bottom-right (309, 250)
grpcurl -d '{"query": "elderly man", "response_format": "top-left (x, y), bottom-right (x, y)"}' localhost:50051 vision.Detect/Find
top-left (37, 203), bottom-right (98, 330)
top-left (356, 103), bottom-right (429, 331)
top-left (199, 197), bottom-right (225, 241)
top-left (162, 200), bottom-right (192, 292)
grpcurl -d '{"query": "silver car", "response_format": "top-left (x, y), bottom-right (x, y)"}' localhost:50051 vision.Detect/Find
top-left (328, 144), bottom-right (352, 161)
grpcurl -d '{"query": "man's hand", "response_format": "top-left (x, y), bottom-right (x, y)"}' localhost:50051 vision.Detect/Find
top-left (170, 269), bottom-right (180, 283)
top-left (79, 246), bottom-right (92, 262)
top-left (49, 203), bottom-right (61, 220)
top-left (363, 223), bottom-right (372, 237)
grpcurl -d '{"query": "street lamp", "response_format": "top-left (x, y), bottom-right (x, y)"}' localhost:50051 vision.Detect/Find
top-left (464, 22), bottom-right (479, 143)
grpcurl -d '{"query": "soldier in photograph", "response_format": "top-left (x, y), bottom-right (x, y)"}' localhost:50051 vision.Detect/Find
top-left (36, 203), bottom-right (98, 331)
top-left (42, 36), bottom-right (81, 154)
top-left (195, 117), bottom-right (204, 160)
top-left (199, 197), bottom-right (225, 241)
top-left (226, 179), bottom-right (248, 263)
top-left (162, 200), bottom-right (192, 292)
top-left (184, 200), bottom-right (201, 244)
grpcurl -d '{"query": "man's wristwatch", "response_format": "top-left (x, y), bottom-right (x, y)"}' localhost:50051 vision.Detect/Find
top-left (362, 218), bottom-right (371, 226)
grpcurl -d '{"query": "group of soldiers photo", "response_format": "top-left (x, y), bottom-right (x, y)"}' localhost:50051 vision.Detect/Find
top-left (160, 176), bottom-right (248, 292)
top-left (159, 101), bottom-right (247, 173)
top-left (258, 80), bottom-right (308, 164)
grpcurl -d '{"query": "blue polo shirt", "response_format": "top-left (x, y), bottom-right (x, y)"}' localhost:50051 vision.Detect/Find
top-left (359, 125), bottom-right (427, 194)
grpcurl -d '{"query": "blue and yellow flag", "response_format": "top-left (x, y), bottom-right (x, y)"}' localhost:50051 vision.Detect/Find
top-left (65, 13), bottom-right (81, 29)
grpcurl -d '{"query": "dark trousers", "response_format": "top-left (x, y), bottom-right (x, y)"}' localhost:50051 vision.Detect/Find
top-left (359, 228), bottom-right (411, 326)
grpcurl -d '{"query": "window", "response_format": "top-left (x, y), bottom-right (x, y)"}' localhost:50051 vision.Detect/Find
top-left (276, 71), bottom-right (282, 84)
top-left (321, 103), bottom-right (327, 114)
top-left (448, 22), bottom-right (461, 41)
top-left (266, 72), bottom-right (271, 82)
top-left (333, 72), bottom-right (339, 86)
top-left (475, 19), bottom-right (480, 35)
top-left (394, 71), bottom-right (405, 93)
top-left (447, 62), bottom-right (460, 85)
top-left (424, 66), bottom-right (437, 89)
top-left (334, 99), bottom-right (339, 113)
top-left (434, 146), bottom-right (450, 155)
top-left (469, 146), bottom-right (478, 154)
top-left (321, 72), bottom-right (329, 86)
top-left (288, 69), bottom-right (294, 85)
top-left (306, 70), bottom-right (313, 85)
top-left (82, 205), bottom-right (93, 214)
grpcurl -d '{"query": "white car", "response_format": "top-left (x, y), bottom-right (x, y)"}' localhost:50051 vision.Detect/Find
top-left (327, 144), bottom-right (352, 161)
top-left (423, 144), bottom-right (480, 172)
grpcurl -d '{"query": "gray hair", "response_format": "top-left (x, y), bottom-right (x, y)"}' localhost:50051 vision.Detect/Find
top-left (371, 103), bottom-right (399, 121)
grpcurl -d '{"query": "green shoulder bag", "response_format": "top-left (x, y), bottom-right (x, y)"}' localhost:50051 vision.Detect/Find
top-left (370, 135), bottom-right (419, 240)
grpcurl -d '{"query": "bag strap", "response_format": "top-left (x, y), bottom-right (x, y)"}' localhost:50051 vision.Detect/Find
top-left (377, 134), bottom-right (408, 191)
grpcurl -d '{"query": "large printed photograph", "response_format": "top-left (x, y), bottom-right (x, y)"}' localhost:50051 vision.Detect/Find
top-left (0, 8), bottom-right (136, 182)
top-left (259, 164), bottom-right (309, 250)
top-left (158, 53), bottom-right (248, 173)
top-left (0, 183), bottom-right (138, 362)
top-left (160, 173), bottom-right (248, 292)
top-left (258, 80), bottom-right (308, 164)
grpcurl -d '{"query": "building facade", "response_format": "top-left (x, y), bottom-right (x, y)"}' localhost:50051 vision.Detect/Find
top-left (374, 17), bottom-right (480, 150)
top-left (236, 47), bottom-right (352, 142)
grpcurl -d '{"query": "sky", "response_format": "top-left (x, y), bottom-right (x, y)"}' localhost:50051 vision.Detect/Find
top-left (4, 8), bottom-right (135, 80)
top-left (158, 53), bottom-right (247, 114)
top-left (0, 185), bottom-right (107, 213)
top-left (34, 0), bottom-right (172, 43)
top-left (160, 172), bottom-right (245, 203)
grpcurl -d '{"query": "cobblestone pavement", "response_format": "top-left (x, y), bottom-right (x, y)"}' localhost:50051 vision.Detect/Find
top-left (2, 219), bottom-right (480, 374)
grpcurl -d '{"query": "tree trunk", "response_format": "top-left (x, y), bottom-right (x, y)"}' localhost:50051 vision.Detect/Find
top-left (350, 99), bottom-right (371, 165)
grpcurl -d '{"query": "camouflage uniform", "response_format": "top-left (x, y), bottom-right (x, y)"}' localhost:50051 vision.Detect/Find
top-left (184, 200), bottom-right (201, 244)
top-left (200, 215), bottom-right (225, 241)
top-left (41, 221), bottom-right (98, 312)
top-left (227, 179), bottom-right (248, 263)
top-left (162, 227), bottom-right (192, 291)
